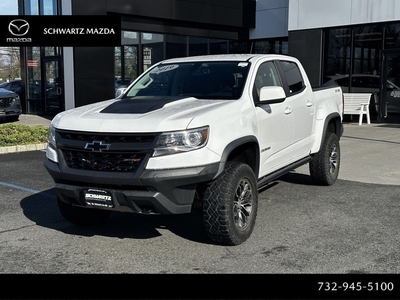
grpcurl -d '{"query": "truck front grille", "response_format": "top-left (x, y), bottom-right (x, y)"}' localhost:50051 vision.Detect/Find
top-left (61, 149), bottom-right (146, 172)
top-left (0, 98), bottom-right (14, 108)
top-left (57, 130), bottom-right (157, 173)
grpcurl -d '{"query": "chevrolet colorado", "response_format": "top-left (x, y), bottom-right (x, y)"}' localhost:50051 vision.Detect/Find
top-left (45, 54), bottom-right (343, 245)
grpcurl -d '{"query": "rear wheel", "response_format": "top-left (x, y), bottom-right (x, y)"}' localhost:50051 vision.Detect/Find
top-left (57, 196), bottom-right (112, 225)
top-left (203, 162), bottom-right (258, 245)
top-left (309, 132), bottom-right (340, 185)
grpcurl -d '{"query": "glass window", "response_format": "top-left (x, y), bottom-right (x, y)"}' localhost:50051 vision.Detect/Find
top-left (25, 0), bottom-right (58, 15)
top-left (115, 46), bottom-right (138, 90)
top-left (116, 31), bottom-right (139, 91)
top-left (125, 61), bottom-right (250, 100)
top-left (335, 77), bottom-right (350, 87)
top-left (124, 46), bottom-right (138, 82)
top-left (279, 61), bottom-right (304, 95)
top-left (229, 41), bottom-right (248, 54)
top-left (44, 47), bottom-right (61, 57)
top-left (40, 0), bottom-right (57, 15)
top-left (25, 0), bottom-right (39, 15)
top-left (323, 28), bottom-right (351, 85)
top-left (166, 35), bottom-right (187, 58)
top-left (253, 39), bottom-right (288, 54)
top-left (351, 75), bottom-right (380, 89)
top-left (254, 40), bottom-right (272, 54)
top-left (26, 47), bottom-right (42, 113)
top-left (385, 23), bottom-right (400, 49)
top-left (252, 61), bottom-right (282, 102)
top-left (0, 0), bottom-right (18, 15)
top-left (353, 25), bottom-right (382, 75)
top-left (142, 33), bottom-right (164, 71)
top-left (122, 30), bottom-right (139, 46)
top-left (189, 37), bottom-right (208, 56)
top-left (209, 39), bottom-right (228, 54)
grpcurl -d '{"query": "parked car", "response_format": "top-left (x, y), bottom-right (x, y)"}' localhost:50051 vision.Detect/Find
top-left (0, 88), bottom-right (22, 121)
top-left (324, 74), bottom-right (400, 114)
top-left (0, 79), bottom-right (22, 96)
top-left (115, 77), bottom-right (132, 97)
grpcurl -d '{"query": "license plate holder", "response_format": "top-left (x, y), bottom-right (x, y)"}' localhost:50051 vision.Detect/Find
top-left (84, 189), bottom-right (114, 208)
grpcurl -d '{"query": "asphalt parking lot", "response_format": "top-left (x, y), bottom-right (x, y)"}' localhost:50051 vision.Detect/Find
top-left (0, 116), bottom-right (399, 297)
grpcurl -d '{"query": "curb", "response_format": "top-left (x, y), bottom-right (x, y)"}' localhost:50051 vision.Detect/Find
top-left (0, 143), bottom-right (47, 155)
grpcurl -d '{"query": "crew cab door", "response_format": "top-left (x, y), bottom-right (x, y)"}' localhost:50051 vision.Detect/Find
top-left (277, 60), bottom-right (314, 160)
top-left (252, 60), bottom-right (294, 177)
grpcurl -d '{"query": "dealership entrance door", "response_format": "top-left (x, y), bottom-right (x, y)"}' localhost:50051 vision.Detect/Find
top-left (25, 47), bottom-right (64, 116)
top-left (42, 57), bottom-right (64, 116)
top-left (379, 50), bottom-right (400, 123)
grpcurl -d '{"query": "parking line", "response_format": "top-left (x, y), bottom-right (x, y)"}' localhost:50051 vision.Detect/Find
top-left (0, 181), bottom-right (41, 194)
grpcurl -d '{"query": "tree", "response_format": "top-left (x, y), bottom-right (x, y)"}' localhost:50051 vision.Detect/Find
top-left (0, 47), bottom-right (20, 82)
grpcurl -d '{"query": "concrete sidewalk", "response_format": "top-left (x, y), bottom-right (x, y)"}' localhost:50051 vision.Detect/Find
top-left (295, 122), bottom-right (400, 186)
top-left (2, 114), bottom-right (400, 186)
top-left (16, 114), bottom-right (52, 126)
top-left (0, 114), bottom-right (52, 126)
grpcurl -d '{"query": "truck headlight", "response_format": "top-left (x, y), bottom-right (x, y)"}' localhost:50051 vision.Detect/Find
top-left (153, 126), bottom-right (209, 157)
top-left (46, 125), bottom-right (58, 163)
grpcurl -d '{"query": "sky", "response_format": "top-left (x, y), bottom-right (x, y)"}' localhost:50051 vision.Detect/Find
top-left (0, 0), bottom-right (18, 15)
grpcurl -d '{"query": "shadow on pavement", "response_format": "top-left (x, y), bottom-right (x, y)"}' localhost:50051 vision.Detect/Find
top-left (279, 171), bottom-right (316, 186)
top-left (20, 188), bottom-right (211, 245)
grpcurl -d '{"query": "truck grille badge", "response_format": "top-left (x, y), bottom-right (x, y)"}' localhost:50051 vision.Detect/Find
top-left (84, 141), bottom-right (111, 152)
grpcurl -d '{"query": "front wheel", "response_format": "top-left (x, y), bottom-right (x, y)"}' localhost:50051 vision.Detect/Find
top-left (57, 196), bottom-right (112, 226)
top-left (203, 162), bottom-right (258, 246)
top-left (309, 132), bottom-right (340, 185)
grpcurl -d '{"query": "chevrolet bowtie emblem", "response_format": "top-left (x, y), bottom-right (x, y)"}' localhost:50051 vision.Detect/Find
top-left (84, 141), bottom-right (111, 152)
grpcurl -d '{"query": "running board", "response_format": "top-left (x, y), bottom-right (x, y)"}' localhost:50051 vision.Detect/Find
top-left (257, 156), bottom-right (312, 189)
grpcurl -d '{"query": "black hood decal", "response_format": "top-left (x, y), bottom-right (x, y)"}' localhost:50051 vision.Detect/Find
top-left (100, 96), bottom-right (189, 114)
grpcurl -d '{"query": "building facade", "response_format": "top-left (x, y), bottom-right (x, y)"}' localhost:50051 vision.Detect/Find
top-left (288, 0), bottom-right (400, 122)
top-left (16, 0), bottom-right (400, 123)
top-left (18, 0), bottom-right (256, 116)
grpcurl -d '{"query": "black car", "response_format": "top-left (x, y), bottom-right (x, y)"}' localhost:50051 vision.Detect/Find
top-left (0, 88), bottom-right (22, 121)
top-left (324, 74), bottom-right (400, 114)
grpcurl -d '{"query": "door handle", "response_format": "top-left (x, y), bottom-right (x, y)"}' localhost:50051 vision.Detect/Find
top-left (57, 87), bottom-right (62, 95)
top-left (284, 107), bottom-right (292, 114)
top-left (306, 100), bottom-right (313, 107)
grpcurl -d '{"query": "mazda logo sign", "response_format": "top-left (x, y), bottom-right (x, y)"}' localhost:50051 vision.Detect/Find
top-left (8, 19), bottom-right (30, 36)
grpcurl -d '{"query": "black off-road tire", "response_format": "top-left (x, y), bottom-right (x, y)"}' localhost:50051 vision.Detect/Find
top-left (309, 132), bottom-right (340, 185)
top-left (203, 162), bottom-right (258, 246)
top-left (57, 196), bottom-right (112, 226)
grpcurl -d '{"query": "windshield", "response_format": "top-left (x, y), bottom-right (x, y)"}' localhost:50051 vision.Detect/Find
top-left (124, 61), bottom-right (250, 100)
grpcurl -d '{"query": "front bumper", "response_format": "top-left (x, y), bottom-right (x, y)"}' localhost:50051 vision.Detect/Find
top-left (0, 109), bottom-right (21, 117)
top-left (45, 157), bottom-right (220, 214)
top-left (0, 96), bottom-right (22, 117)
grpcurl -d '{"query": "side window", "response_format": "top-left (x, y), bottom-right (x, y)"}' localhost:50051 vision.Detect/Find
top-left (279, 61), bottom-right (305, 95)
top-left (351, 77), bottom-right (364, 88)
top-left (335, 78), bottom-right (349, 87)
top-left (252, 61), bottom-right (282, 102)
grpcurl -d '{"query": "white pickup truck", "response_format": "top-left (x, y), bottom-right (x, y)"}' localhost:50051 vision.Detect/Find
top-left (45, 54), bottom-right (343, 245)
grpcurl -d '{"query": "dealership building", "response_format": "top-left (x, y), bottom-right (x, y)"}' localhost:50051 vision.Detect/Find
top-left (16, 0), bottom-right (400, 123)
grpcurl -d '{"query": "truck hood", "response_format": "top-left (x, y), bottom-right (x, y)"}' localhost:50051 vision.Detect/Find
top-left (52, 96), bottom-right (232, 132)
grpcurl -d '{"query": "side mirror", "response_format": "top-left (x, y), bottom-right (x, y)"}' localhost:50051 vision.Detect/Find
top-left (259, 86), bottom-right (286, 104)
